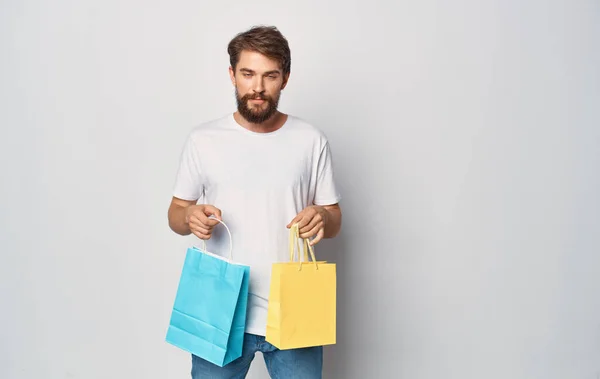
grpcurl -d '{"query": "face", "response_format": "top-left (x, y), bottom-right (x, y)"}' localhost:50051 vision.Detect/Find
top-left (229, 50), bottom-right (289, 124)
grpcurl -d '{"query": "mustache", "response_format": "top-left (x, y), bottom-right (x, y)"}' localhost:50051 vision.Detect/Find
top-left (244, 93), bottom-right (270, 101)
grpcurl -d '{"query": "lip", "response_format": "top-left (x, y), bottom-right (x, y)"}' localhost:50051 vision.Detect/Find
top-left (249, 99), bottom-right (266, 103)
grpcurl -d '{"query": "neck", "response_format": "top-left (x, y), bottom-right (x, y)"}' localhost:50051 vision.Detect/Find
top-left (233, 111), bottom-right (288, 133)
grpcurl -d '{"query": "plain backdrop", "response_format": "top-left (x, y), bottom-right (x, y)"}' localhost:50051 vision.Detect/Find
top-left (1, 0), bottom-right (599, 378)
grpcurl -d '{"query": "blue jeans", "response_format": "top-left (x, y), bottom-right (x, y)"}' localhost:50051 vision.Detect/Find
top-left (191, 333), bottom-right (323, 379)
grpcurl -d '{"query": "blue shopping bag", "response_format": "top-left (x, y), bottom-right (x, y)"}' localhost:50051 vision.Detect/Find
top-left (166, 219), bottom-right (250, 367)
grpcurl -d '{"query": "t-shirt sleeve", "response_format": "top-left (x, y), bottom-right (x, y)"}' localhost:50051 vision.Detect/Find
top-left (313, 141), bottom-right (342, 206)
top-left (172, 133), bottom-right (204, 201)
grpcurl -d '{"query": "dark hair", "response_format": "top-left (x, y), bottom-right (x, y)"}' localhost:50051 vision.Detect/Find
top-left (227, 26), bottom-right (291, 76)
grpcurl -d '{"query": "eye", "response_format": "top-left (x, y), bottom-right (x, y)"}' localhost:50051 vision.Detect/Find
top-left (243, 73), bottom-right (252, 77)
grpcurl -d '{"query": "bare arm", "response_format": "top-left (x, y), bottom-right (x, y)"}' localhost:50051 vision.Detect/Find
top-left (168, 197), bottom-right (196, 235)
top-left (322, 203), bottom-right (342, 238)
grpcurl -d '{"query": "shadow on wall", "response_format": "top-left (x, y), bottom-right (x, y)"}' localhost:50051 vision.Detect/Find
top-left (319, 234), bottom-right (349, 378)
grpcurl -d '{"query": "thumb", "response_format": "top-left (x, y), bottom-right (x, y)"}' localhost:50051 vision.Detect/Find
top-left (286, 215), bottom-right (300, 229)
top-left (202, 205), bottom-right (222, 220)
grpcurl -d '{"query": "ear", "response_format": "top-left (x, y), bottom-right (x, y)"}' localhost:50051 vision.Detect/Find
top-left (281, 73), bottom-right (290, 90)
top-left (229, 66), bottom-right (236, 86)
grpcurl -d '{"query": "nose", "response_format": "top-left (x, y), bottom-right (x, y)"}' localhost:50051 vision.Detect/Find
top-left (252, 76), bottom-right (265, 94)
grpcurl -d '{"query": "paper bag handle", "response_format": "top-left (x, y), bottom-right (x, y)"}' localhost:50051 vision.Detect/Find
top-left (289, 228), bottom-right (310, 262)
top-left (289, 223), bottom-right (318, 270)
top-left (197, 216), bottom-right (234, 260)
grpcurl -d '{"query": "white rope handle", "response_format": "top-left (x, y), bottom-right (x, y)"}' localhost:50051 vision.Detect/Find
top-left (197, 215), bottom-right (234, 260)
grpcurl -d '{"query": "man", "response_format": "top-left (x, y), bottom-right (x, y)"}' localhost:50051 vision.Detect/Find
top-left (167, 25), bottom-right (342, 379)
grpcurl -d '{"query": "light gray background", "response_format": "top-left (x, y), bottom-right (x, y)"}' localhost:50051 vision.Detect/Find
top-left (1, 0), bottom-right (599, 378)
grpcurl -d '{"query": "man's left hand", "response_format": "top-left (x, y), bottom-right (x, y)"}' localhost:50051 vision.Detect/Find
top-left (287, 205), bottom-right (329, 246)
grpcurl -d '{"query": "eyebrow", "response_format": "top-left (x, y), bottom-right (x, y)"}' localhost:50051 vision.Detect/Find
top-left (239, 68), bottom-right (281, 76)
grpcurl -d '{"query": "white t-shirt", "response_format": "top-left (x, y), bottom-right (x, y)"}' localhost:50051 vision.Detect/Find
top-left (172, 113), bottom-right (341, 336)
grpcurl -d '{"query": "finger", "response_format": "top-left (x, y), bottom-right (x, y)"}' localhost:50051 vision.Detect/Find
top-left (205, 217), bottom-right (221, 227)
top-left (298, 220), bottom-right (323, 239)
top-left (191, 229), bottom-right (211, 240)
top-left (202, 205), bottom-right (222, 221)
top-left (189, 214), bottom-right (214, 230)
top-left (189, 223), bottom-right (210, 236)
top-left (193, 211), bottom-right (217, 228)
top-left (287, 213), bottom-right (303, 228)
top-left (296, 212), bottom-right (315, 229)
top-left (203, 214), bottom-right (221, 227)
top-left (309, 228), bottom-right (325, 246)
top-left (299, 215), bottom-right (322, 234)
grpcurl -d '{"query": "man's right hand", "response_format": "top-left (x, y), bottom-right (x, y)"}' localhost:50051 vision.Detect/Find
top-left (185, 204), bottom-right (223, 240)
top-left (168, 197), bottom-right (223, 238)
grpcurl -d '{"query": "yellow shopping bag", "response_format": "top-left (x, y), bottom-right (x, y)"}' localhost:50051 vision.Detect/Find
top-left (265, 223), bottom-right (336, 350)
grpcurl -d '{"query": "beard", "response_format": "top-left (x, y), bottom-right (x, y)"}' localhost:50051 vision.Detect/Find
top-left (235, 88), bottom-right (280, 124)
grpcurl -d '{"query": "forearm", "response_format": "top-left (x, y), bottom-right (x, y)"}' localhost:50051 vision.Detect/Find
top-left (168, 203), bottom-right (192, 235)
top-left (323, 205), bottom-right (342, 238)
